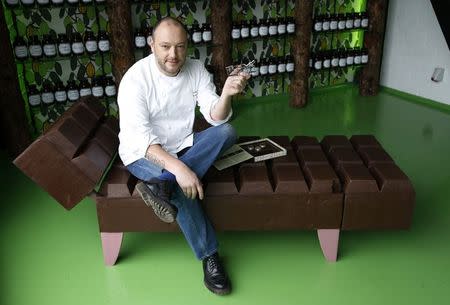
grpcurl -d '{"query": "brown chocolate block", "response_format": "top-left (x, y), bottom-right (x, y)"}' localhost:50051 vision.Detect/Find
top-left (302, 164), bottom-right (341, 193)
top-left (71, 104), bottom-right (100, 135)
top-left (358, 147), bottom-right (394, 168)
top-left (268, 136), bottom-right (291, 148)
top-left (337, 164), bottom-right (379, 193)
top-left (327, 147), bottom-right (364, 170)
top-left (238, 163), bottom-right (273, 194)
top-left (92, 123), bottom-right (119, 156)
top-left (296, 147), bottom-right (329, 167)
top-left (99, 162), bottom-right (137, 198)
top-left (46, 117), bottom-right (90, 159)
top-left (291, 136), bottom-right (320, 152)
top-left (272, 164), bottom-right (308, 193)
top-left (204, 167), bottom-right (238, 195)
top-left (103, 116), bottom-right (120, 135)
top-left (350, 135), bottom-right (381, 151)
top-left (321, 135), bottom-right (352, 154)
top-left (272, 147), bottom-right (298, 165)
top-left (80, 96), bottom-right (106, 119)
top-left (72, 141), bottom-right (112, 183)
top-left (370, 163), bottom-right (414, 193)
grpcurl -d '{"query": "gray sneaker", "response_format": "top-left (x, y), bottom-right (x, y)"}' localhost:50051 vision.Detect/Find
top-left (136, 180), bottom-right (177, 223)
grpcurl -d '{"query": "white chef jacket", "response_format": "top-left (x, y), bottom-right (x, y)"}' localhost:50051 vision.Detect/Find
top-left (118, 54), bottom-right (232, 166)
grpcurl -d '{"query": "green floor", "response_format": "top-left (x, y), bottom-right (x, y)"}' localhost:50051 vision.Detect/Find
top-left (2, 84), bottom-right (450, 305)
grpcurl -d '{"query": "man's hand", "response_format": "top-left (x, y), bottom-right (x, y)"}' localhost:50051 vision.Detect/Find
top-left (174, 163), bottom-right (204, 200)
top-left (222, 71), bottom-right (251, 98)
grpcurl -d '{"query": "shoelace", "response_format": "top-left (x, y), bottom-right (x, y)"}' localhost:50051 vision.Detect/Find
top-left (207, 256), bottom-right (220, 272)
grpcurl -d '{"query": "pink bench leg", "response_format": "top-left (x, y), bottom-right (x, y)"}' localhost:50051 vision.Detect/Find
top-left (100, 232), bottom-right (123, 266)
top-left (317, 229), bottom-right (340, 262)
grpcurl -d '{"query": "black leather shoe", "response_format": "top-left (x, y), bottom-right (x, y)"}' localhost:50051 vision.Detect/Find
top-left (135, 180), bottom-right (177, 223)
top-left (202, 252), bottom-right (231, 295)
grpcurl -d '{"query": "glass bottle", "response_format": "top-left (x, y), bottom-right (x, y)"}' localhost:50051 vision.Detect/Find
top-left (250, 60), bottom-right (259, 77)
top-left (85, 31), bottom-right (98, 54)
top-left (285, 54), bottom-right (294, 72)
top-left (329, 14), bottom-right (338, 31)
top-left (337, 14), bottom-right (346, 30)
top-left (277, 18), bottom-right (286, 35)
top-left (268, 57), bottom-right (277, 75)
top-left (81, 0), bottom-right (93, 3)
top-left (191, 23), bottom-right (202, 44)
top-left (268, 18), bottom-right (278, 36)
top-left (135, 28), bottom-right (146, 48)
top-left (313, 53), bottom-right (323, 70)
top-left (361, 12), bottom-right (369, 28)
top-left (354, 49), bottom-right (362, 65)
top-left (14, 36), bottom-right (28, 60)
top-left (313, 15), bottom-right (323, 32)
top-left (277, 56), bottom-right (286, 73)
top-left (6, 0), bottom-right (20, 6)
top-left (354, 13), bottom-right (362, 29)
top-left (71, 32), bottom-right (84, 55)
top-left (322, 14), bottom-right (330, 32)
top-left (79, 79), bottom-right (92, 97)
top-left (51, 0), bottom-right (64, 5)
top-left (258, 19), bottom-right (268, 37)
top-left (338, 49), bottom-right (347, 67)
top-left (67, 0), bottom-right (79, 5)
top-left (323, 51), bottom-right (331, 69)
top-left (28, 85), bottom-right (41, 108)
top-left (67, 80), bottom-right (80, 102)
top-left (54, 80), bottom-right (67, 103)
top-left (98, 31), bottom-right (110, 52)
top-left (202, 23), bottom-right (212, 42)
top-left (331, 50), bottom-right (339, 68)
top-left (42, 34), bottom-right (57, 58)
top-left (346, 48), bottom-right (354, 66)
top-left (361, 48), bottom-right (369, 64)
top-left (104, 76), bottom-right (116, 97)
top-left (41, 82), bottom-right (55, 105)
top-left (21, 0), bottom-right (35, 5)
top-left (250, 19), bottom-right (259, 38)
top-left (240, 20), bottom-right (250, 39)
top-left (29, 35), bottom-right (43, 59)
top-left (287, 17), bottom-right (295, 34)
top-left (92, 76), bottom-right (104, 98)
top-left (37, 0), bottom-right (50, 5)
top-left (231, 22), bottom-right (241, 40)
top-left (259, 58), bottom-right (268, 76)
top-left (345, 13), bottom-right (354, 29)
top-left (58, 33), bottom-right (71, 56)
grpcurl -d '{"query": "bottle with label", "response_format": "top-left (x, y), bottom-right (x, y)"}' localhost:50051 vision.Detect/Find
top-left (287, 17), bottom-right (295, 34)
top-left (313, 53), bottom-right (323, 70)
top-left (37, 0), bottom-right (50, 5)
top-left (67, 80), bottom-right (80, 102)
top-left (313, 15), bottom-right (323, 32)
top-left (338, 49), bottom-right (347, 67)
top-left (14, 36), bottom-right (28, 60)
top-left (277, 18), bottom-right (286, 35)
top-left (331, 50), bottom-right (339, 68)
top-left (104, 76), bottom-right (116, 97)
top-left (82, 0), bottom-right (93, 3)
top-left (354, 13), bottom-right (362, 29)
top-left (29, 35), bottom-right (43, 59)
top-left (28, 85), bottom-right (41, 108)
top-left (337, 14), bottom-right (346, 30)
top-left (57, 33), bottom-right (71, 56)
top-left (51, 0), bottom-right (64, 5)
top-left (202, 23), bottom-right (212, 42)
top-left (134, 28), bottom-right (146, 49)
top-left (79, 78), bottom-right (92, 97)
top-left (42, 34), bottom-right (57, 58)
top-left (258, 19), bottom-right (268, 37)
top-left (250, 19), bottom-right (259, 38)
top-left (6, 0), bottom-right (20, 7)
top-left (71, 32), bottom-right (84, 55)
top-left (95, 0), bottom-right (106, 3)
top-left (92, 76), bottom-right (104, 98)
top-left (354, 49), bottom-right (362, 65)
top-left (250, 60), bottom-right (259, 77)
top-left (240, 20), bottom-right (250, 39)
top-left (345, 13), bottom-right (354, 29)
top-left (85, 31), bottom-right (98, 54)
top-left (322, 14), bottom-right (330, 32)
top-left (361, 12), bottom-right (369, 28)
top-left (98, 31), bottom-right (110, 52)
top-left (21, 0), bottom-right (35, 6)
top-left (346, 48), bottom-right (354, 66)
top-left (231, 22), bottom-right (241, 40)
top-left (41, 82), bottom-right (55, 105)
top-left (277, 56), bottom-right (286, 73)
top-left (67, 0), bottom-right (79, 5)
top-left (361, 48), bottom-right (369, 64)
top-left (329, 14), bottom-right (338, 31)
top-left (259, 58), bottom-right (268, 76)
top-left (268, 18), bottom-right (278, 36)
top-left (54, 80), bottom-right (67, 103)
top-left (285, 54), bottom-right (294, 72)
top-left (268, 57), bottom-right (277, 75)
top-left (191, 23), bottom-right (202, 44)
top-left (322, 51), bottom-right (331, 69)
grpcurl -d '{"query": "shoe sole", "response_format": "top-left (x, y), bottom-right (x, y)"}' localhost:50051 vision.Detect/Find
top-left (203, 279), bottom-right (231, 296)
top-left (136, 182), bottom-right (176, 223)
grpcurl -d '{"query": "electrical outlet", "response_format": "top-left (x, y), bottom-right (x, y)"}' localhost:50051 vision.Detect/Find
top-left (431, 67), bottom-right (445, 82)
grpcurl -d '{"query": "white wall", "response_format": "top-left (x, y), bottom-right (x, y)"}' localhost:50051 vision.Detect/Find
top-left (380, 0), bottom-right (450, 105)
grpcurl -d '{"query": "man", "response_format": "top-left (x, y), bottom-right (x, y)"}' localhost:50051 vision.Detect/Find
top-left (117, 17), bottom-right (250, 295)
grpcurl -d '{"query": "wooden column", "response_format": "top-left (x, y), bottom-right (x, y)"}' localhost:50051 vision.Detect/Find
top-left (359, 0), bottom-right (388, 96)
top-left (0, 5), bottom-right (32, 157)
top-left (210, 0), bottom-right (232, 94)
top-left (290, 0), bottom-right (313, 108)
top-left (106, 0), bottom-right (134, 85)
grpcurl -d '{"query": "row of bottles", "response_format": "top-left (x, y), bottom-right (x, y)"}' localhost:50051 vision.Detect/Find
top-left (13, 31), bottom-right (110, 60)
top-left (310, 48), bottom-right (369, 70)
top-left (313, 12), bottom-right (369, 32)
top-left (231, 18), bottom-right (296, 40)
top-left (234, 55), bottom-right (295, 77)
top-left (6, 0), bottom-right (106, 7)
top-left (189, 23), bottom-right (212, 44)
top-left (27, 76), bottom-right (116, 106)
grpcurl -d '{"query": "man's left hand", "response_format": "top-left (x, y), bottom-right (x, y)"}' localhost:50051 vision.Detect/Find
top-left (222, 71), bottom-right (251, 97)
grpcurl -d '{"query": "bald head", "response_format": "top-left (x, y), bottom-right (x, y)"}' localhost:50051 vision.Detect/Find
top-left (152, 17), bottom-right (188, 41)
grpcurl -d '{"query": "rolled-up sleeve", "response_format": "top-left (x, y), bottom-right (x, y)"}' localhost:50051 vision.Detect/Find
top-left (196, 65), bottom-right (232, 126)
top-left (117, 73), bottom-right (160, 165)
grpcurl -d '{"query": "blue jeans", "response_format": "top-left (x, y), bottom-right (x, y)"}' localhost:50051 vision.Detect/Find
top-left (126, 123), bottom-right (237, 260)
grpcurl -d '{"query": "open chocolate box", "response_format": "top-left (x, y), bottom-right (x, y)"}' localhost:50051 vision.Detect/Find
top-left (14, 96), bottom-right (415, 265)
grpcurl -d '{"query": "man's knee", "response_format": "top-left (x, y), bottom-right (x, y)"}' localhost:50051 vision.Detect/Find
top-left (216, 123), bottom-right (237, 143)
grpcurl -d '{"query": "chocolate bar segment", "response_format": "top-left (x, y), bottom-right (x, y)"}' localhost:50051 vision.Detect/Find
top-left (46, 117), bottom-right (89, 159)
top-left (357, 147), bottom-right (395, 168)
top-left (204, 167), bottom-right (238, 195)
top-left (302, 164), bottom-right (340, 193)
top-left (291, 136), bottom-right (320, 152)
top-left (321, 135), bottom-right (352, 154)
top-left (370, 163), bottom-right (414, 193)
top-left (72, 139), bottom-right (112, 183)
top-left (296, 147), bottom-right (329, 167)
top-left (238, 162), bottom-right (273, 194)
top-left (327, 147), bottom-right (364, 170)
top-left (350, 135), bottom-right (381, 151)
top-left (99, 160), bottom-right (137, 198)
top-left (268, 136), bottom-right (291, 148)
top-left (272, 164), bottom-right (308, 193)
top-left (92, 123), bottom-right (119, 156)
top-left (272, 147), bottom-right (298, 165)
top-left (337, 164), bottom-right (379, 193)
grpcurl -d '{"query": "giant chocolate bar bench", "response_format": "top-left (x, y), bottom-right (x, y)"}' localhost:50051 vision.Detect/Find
top-left (14, 96), bottom-right (415, 266)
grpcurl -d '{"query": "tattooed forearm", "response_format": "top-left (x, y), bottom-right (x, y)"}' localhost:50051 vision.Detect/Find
top-left (146, 153), bottom-right (165, 168)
